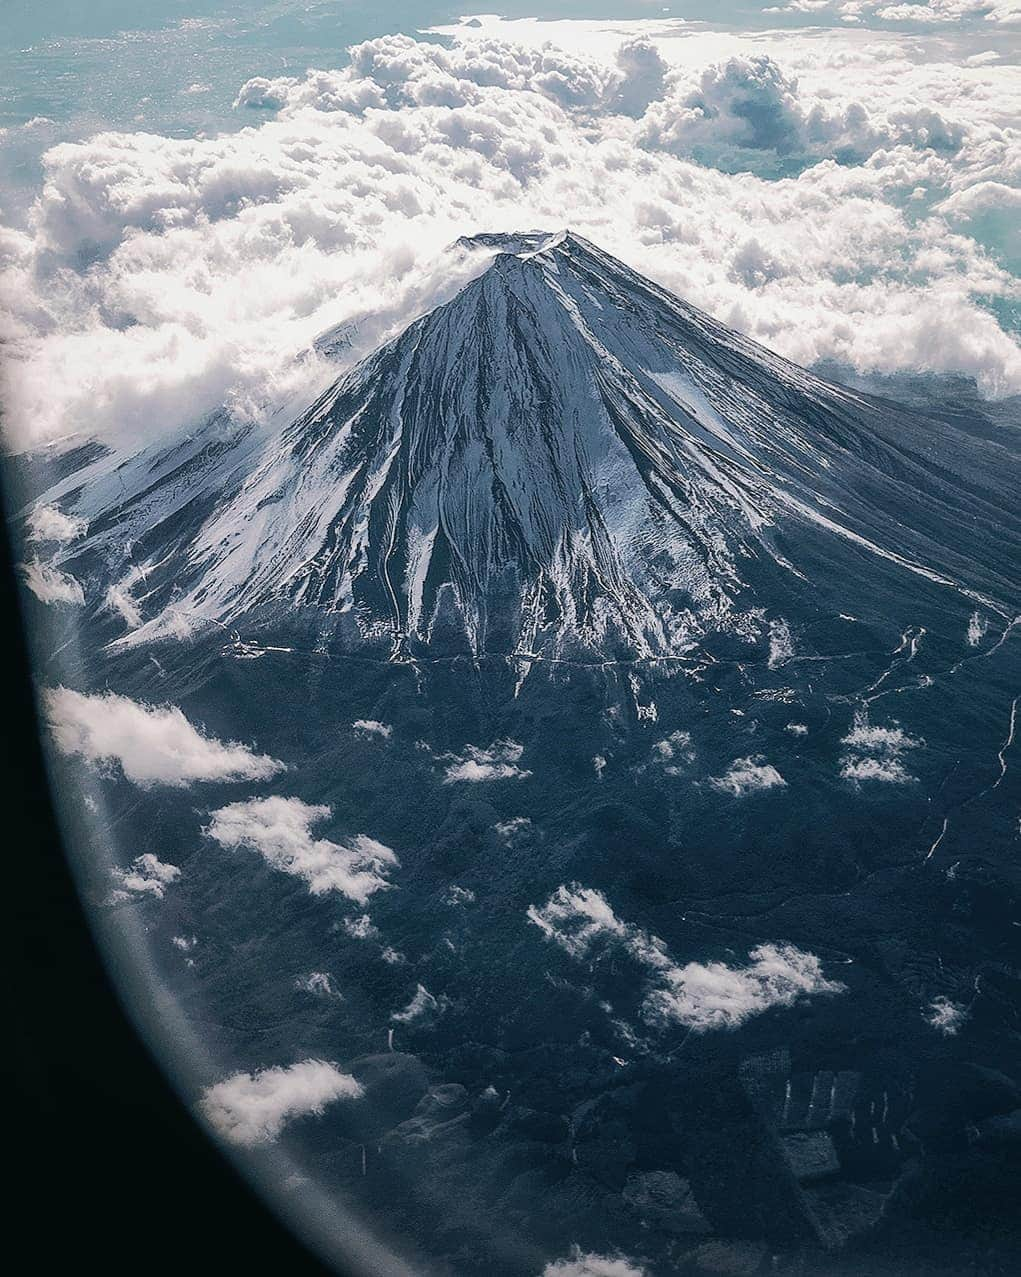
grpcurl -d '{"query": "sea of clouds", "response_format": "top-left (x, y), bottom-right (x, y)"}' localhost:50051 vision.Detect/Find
top-left (0, 13), bottom-right (1018, 456)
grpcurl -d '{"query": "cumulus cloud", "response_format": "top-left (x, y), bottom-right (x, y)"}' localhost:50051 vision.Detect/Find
top-left (925, 995), bottom-right (968, 1034)
top-left (295, 971), bottom-right (341, 998)
top-left (645, 943), bottom-right (844, 1032)
top-left (495, 815), bottom-right (533, 844)
top-left (637, 52), bottom-right (969, 178)
top-left (2, 25), bottom-right (1019, 457)
top-left (200, 1059), bottom-right (362, 1147)
top-left (528, 884), bottom-right (842, 1032)
top-left (652, 729), bottom-right (695, 774)
top-left (772, 0), bottom-right (1021, 23)
top-left (867, 1), bottom-right (1020, 25)
top-left (21, 559), bottom-right (84, 605)
top-left (768, 618), bottom-right (795, 668)
top-left (709, 755), bottom-right (787, 797)
top-left (205, 795), bottom-right (398, 902)
top-left (840, 710), bottom-right (921, 783)
top-left (527, 884), bottom-right (629, 959)
top-left (340, 913), bottom-right (380, 941)
top-left (543, 1250), bottom-right (647, 1277)
top-left (352, 718), bottom-right (392, 739)
top-left (840, 755), bottom-right (913, 782)
top-left (44, 687), bottom-right (284, 787)
top-left (442, 740), bottom-right (531, 783)
top-left (26, 503), bottom-right (87, 542)
top-left (445, 883), bottom-right (476, 905)
top-left (109, 852), bottom-right (180, 903)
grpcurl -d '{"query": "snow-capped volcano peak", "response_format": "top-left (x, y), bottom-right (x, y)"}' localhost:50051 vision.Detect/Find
top-left (32, 233), bottom-right (1020, 659)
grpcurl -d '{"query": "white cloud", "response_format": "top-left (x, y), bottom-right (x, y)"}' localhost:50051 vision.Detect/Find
top-left (340, 913), bottom-right (380, 940)
top-left (109, 852), bottom-right (180, 902)
top-left (103, 566), bottom-right (145, 627)
top-left (840, 755), bottom-right (914, 782)
top-left (925, 995), bottom-right (968, 1034)
top-left (527, 884), bottom-right (630, 959)
top-left (391, 983), bottom-right (447, 1024)
top-left (445, 884), bottom-right (476, 905)
top-left (44, 687), bottom-right (284, 787)
top-left (26, 503), bottom-right (87, 543)
top-left (772, 0), bottom-right (1021, 24)
top-left (543, 1250), bottom-right (647, 1277)
top-left (768, 618), bottom-right (795, 668)
top-left (842, 714), bottom-right (918, 754)
top-left (645, 943), bottom-right (844, 1032)
top-left (442, 739), bottom-right (531, 783)
top-left (652, 729), bottom-right (695, 774)
top-left (205, 795), bottom-right (398, 902)
top-left (709, 755), bottom-right (787, 796)
top-left (871, 1), bottom-right (1021, 25)
top-left (528, 884), bottom-right (843, 1033)
top-left (200, 1059), bottom-right (362, 1147)
top-left (967, 610), bottom-right (989, 645)
top-left (352, 718), bottom-right (392, 739)
top-left (840, 710), bottom-right (921, 783)
top-left (295, 971), bottom-right (341, 998)
top-left (2, 25), bottom-right (1018, 456)
top-left (495, 816), bottom-right (533, 844)
top-left (786, 722), bottom-right (809, 735)
top-left (21, 559), bottom-right (85, 605)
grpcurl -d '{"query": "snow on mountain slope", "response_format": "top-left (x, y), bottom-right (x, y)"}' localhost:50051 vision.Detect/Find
top-left (27, 231), bottom-right (1021, 660)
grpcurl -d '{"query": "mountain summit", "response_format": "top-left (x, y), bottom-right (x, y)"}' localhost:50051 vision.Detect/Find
top-left (32, 231), bottom-right (1020, 659)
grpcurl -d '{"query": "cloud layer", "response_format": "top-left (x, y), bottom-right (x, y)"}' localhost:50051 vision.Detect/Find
top-left (200, 1059), bottom-right (362, 1147)
top-left (2, 22), bottom-right (1018, 454)
top-left (44, 687), bottom-right (285, 787)
top-left (205, 795), bottom-right (398, 902)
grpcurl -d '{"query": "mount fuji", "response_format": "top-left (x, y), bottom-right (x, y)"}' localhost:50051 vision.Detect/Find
top-left (30, 231), bottom-right (1021, 663)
